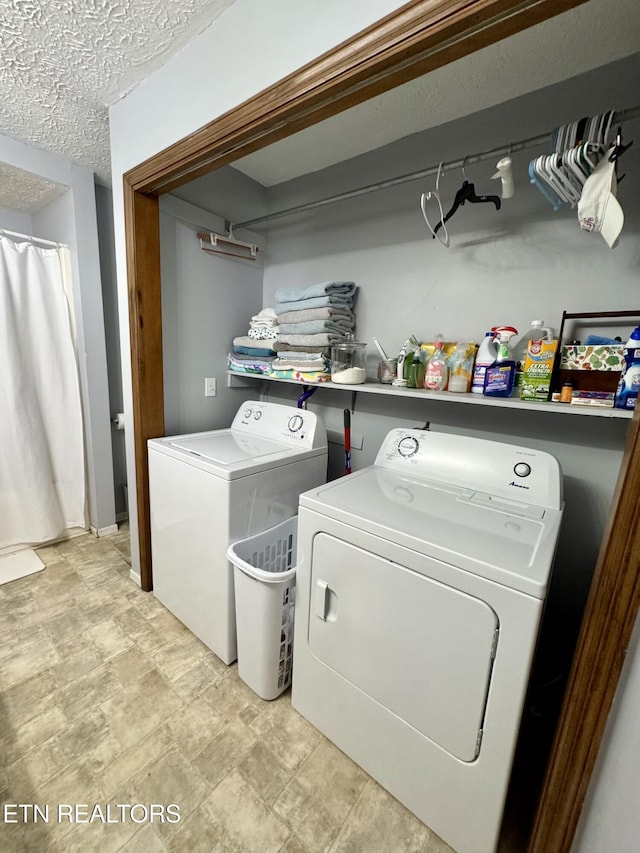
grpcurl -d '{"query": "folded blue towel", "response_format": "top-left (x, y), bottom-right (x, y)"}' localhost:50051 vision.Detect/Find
top-left (234, 345), bottom-right (276, 357)
top-left (275, 281), bottom-right (356, 303)
top-left (275, 294), bottom-right (353, 314)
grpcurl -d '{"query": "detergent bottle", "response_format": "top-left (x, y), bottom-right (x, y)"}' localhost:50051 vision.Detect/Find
top-left (615, 326), bottom-right (640, 409)
top-left (471, 331), bottom-right (498, 393)
top-left (513, 320), bottom-right (553, 396)
top-left (424, 336), bottom-right (449, 391)
top-left (483, 327), bottom-right (518, 397)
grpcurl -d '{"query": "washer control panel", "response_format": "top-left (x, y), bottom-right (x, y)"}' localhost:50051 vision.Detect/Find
top-left (231, 401), bottom-right (327, 449)
top-left (376, 428), bottom-right (562, 510)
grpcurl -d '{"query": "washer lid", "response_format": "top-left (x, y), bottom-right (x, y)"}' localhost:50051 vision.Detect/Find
top-left (149, 429), bottom-right (324, 478)
top-left (171, 432), bottom-right (291, 465)
top-left (300, 467), bottom-right (563, 597)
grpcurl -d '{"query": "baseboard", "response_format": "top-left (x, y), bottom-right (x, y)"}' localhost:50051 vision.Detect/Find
top-left (129, 568), bottom-right (141, 587)
top-left (116, 512), bottom-right (129, 523)
top-left (90, 523), bottom-right (119, 538)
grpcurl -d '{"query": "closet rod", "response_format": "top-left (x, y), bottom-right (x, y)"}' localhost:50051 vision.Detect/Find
top-left (0, 227), bottom-right (68, 249)
top-left (235, 105), bottom-right (640, 230)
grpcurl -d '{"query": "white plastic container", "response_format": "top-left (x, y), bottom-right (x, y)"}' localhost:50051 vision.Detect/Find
top-left (513, 320), bottom-right (553, 396)
top-left (227, 517), bottom-right (297, 700)
top-left (471, 332), bottom-right (498, 393)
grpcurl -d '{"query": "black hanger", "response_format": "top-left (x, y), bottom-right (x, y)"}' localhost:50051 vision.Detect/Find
top-left (433, 180), bottom-right (501, 236)
top-left (608, 126), bottom-right (633, 183)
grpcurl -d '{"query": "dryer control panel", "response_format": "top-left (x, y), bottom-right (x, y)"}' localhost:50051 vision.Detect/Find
top-left (231, 401), bottom-right (327, 449)
top-left (376, 428), bottom-right (562, 510)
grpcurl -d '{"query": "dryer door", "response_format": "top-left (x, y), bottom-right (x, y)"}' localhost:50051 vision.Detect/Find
top-left (308, 533), bottom-right (498, 761)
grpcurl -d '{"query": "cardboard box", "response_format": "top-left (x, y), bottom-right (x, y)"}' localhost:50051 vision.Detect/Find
top-left (521, 339), bottom-right (558, 401)
top-left (570, 391), bottom-right (615, 407)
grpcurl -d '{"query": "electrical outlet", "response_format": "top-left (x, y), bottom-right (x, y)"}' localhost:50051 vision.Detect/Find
top-left (204, 377), bottom-right (217, 397)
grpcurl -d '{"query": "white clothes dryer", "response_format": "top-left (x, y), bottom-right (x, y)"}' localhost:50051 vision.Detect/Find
top-left (148, 401), bottom-right (327, 665)
top-left (292, 428), bottom-right (563, 853)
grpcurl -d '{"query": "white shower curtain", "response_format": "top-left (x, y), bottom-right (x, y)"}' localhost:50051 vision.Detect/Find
top-left (0, 235), bottom-right (86, 548)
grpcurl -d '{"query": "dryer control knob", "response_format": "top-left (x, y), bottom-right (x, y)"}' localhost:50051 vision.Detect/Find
top-left (243, 408), bottom-right (252, 418)
top-left (288, 414), bottom-right (304, 433)
top-left (514, 462), bottom-right (531, 477)
top-left (397, 436), bottom-right (419, 457)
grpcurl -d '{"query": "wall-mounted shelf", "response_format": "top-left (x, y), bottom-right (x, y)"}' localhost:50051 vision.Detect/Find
top-left (226, 371), bottom-right (633, 419)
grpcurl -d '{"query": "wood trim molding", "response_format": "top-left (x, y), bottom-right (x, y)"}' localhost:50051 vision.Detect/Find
top-left (529, 404), bottom-right (640, 852)
top-left (125, 0), bottom-right (589, 195)
top-left (123, 179), bottom-right (164, 590)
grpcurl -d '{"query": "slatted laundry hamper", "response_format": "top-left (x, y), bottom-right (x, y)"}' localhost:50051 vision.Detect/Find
top-left (227, 516), bottom-right (297, 700)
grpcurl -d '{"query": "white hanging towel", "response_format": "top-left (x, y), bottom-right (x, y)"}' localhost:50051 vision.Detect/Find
top-left (0, 237), bottom-right (86, 548)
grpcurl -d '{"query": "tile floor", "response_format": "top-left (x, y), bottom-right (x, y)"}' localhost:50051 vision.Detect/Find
top-left (0, 527), bottom-right (459, 853)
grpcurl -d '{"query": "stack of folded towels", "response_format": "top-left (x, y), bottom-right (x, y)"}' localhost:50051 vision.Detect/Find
top-left (272, 281), bottom-right (357, 382)
top-left (247, 307), bottom-right (279, 342)
top-left (228, 308), bottom-right (279, 376)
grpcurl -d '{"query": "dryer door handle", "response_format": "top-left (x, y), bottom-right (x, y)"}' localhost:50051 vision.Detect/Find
top-left (315, 579), bottom-right (329, 621)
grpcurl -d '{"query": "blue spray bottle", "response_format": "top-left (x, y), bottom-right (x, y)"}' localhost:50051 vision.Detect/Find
top-left (483, 327), bottom-right (518, 397)
top-left (615, 326), bottom-right (640, 409)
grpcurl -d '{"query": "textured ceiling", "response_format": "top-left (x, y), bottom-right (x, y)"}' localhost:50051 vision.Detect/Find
top-left (0, 162), bottom-right (67, 213)
top-left (0, 0), bottom-right (238, 189)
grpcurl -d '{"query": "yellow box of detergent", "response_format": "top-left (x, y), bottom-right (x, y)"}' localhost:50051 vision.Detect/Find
top-left (521, 339), bottom-right (558, 401)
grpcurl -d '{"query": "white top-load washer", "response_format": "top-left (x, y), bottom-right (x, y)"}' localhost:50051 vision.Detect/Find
top-left (292, 428), bottom-right (563, 853)
top-left (148, 400), bottom-right (327, 665)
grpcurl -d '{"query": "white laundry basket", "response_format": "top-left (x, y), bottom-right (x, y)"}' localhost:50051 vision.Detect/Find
top-left (227, 516), bottom-right (297, 700)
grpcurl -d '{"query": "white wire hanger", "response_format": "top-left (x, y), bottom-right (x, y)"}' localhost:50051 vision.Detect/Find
top-left (420, 162), bottom-right (450, 247)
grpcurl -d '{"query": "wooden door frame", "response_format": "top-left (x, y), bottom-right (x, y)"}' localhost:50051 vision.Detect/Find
top-left (123, 1), bottom-right (639, 850)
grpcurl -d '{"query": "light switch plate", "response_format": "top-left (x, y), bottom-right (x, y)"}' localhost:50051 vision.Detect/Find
top-left (204, 377), bottom-right (217, 397)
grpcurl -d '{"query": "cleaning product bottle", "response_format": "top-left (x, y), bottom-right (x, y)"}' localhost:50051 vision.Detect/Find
top-left (615, 326), bottom-right (640, 409)
top-left (424, 336), bottom-right (448, 391)
top-left (513, 320), bottom-right (553, 396)
top-left (393, 338), bottom-right (412, 387)
top-left (483, 327), bottom-right (518, 397)
top-left (471, 331), bottom-right (497, 393)
top-left (448, 342), bottom-right (474, 392)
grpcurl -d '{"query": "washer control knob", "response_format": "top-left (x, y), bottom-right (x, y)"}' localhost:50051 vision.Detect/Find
top-left (253, 410), bottom-right (262, 420)
top-left (397, 436), bottom-right (419, 458)
top-left (288, 414), bottom-right (304, 433)
top-left (243, 408), bottom-right (252, 418)
top-left (514, 462), bottom-right (531, 478)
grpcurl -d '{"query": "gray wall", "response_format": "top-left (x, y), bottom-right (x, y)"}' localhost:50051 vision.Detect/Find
top-left (573, 614), bottom-right (640, 852)
top-left (95, 184), bottom-right (127, 519)
top-left (0, 208), bottom-right (32, 232)
top-left (159, 196), bottom-right (265, 435)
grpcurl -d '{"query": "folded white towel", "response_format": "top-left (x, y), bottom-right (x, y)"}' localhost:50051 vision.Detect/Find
top-left (250, 307), bottom-right (278, 323)
top-left (248, 327), bottom-right (279, 341)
